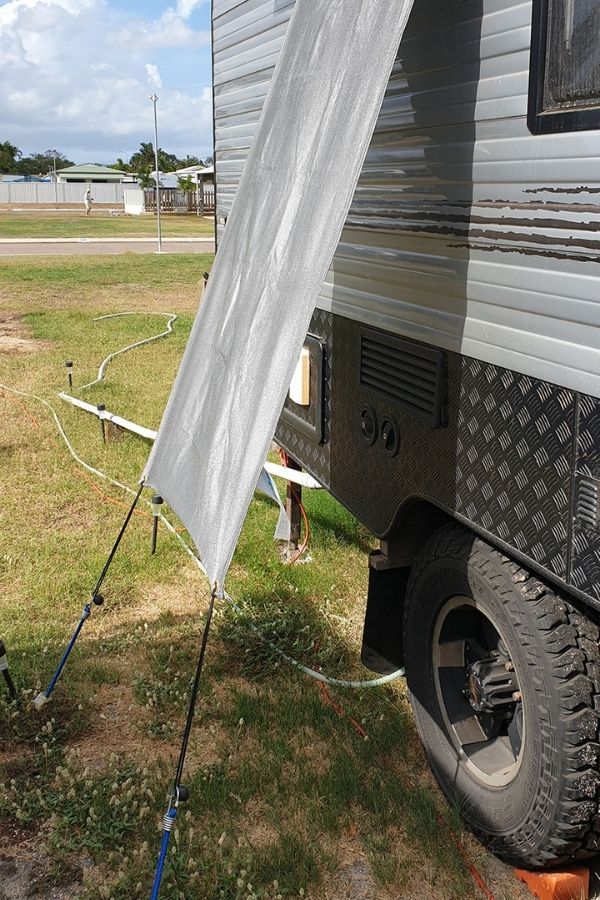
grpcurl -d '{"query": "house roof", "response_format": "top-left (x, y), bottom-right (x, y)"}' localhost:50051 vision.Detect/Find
top-left (59, 164), bottom-right (127, 175)
top-left (173, 164), bottom-right (214, 177)
top-left (173, 164), bottom-right (205, 176)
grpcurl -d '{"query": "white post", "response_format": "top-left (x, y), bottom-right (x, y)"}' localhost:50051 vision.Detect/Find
top-left (149, 93), bottom-right (163, 253)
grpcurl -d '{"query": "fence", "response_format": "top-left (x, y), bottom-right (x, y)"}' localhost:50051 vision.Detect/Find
top-left (144, 188), bottom-right (215, 214)
top-left (0, 182), bottom-right (129, 205)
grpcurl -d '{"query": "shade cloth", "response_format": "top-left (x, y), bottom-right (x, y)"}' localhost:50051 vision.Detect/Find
top-left (144, 0), bottom-right (415, 588)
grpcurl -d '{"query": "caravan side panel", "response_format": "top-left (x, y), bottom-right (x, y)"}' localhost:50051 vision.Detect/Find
top-left (213, 0), bottom-right (600, 398)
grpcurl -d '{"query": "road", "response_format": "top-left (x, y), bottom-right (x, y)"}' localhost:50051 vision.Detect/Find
top-left (0, 237), bottom-right (215, 256)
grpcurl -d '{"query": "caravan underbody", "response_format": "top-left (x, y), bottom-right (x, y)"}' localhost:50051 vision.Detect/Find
top-left (213, 0), bottom-right (600, 870)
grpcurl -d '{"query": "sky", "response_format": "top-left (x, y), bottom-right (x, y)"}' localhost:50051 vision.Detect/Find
top-left (0, 0), bottom-right (214, 165)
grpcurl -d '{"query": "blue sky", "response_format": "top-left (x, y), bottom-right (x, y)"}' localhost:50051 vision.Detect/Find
top-left (0, 0), bottom-right (214, 164)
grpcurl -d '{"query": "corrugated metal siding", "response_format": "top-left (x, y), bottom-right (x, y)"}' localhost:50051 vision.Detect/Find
top-left (213, 0), bottom-right (600, 398)
top-left (0, 182), bottom-right (128, 204)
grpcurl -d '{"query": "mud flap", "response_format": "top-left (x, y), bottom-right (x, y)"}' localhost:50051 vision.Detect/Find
top-left (361, 552), bottom-right (408, 674)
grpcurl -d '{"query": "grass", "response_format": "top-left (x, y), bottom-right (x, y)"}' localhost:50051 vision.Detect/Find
top-left (0, 211), bottom-right (214, 239)
top-left (0, 254), bottom-right (518, 899)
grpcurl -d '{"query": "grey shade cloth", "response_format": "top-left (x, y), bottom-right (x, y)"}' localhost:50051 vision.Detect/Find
top-left (144, 0), bottom-right (415, 589)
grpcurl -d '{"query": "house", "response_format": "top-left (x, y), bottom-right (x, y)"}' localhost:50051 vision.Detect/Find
top-left (173, 164), bottom-right (214, 187)
top-left (0, 174), bottom-right (44, 182)
top-left (56, 164), bottom-right (127, 184)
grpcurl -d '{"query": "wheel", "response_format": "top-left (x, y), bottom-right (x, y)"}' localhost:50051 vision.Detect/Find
top-left (403, 523), bottom-right (600, 867)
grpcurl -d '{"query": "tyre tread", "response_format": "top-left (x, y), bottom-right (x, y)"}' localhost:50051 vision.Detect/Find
top-left (406, 523), bottom-right (600, 866)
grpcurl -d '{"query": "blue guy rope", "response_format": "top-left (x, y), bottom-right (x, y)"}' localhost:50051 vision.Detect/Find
top-left (150, 585), bottom-right (216, 899)
top-left (33, 480), bottom-right (145, 710)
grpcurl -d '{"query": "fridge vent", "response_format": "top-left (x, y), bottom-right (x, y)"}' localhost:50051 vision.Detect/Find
top-left (360, 330), bottom-right (445, 427)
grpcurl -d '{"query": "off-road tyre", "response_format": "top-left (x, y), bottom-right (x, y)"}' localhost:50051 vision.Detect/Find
top-left (403, 523), bottom-right (600, 867)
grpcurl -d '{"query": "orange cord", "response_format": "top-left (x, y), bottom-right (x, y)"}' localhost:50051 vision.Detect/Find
top-left (316, 681), bottom-right (368, 740)
top-left (437, 815), bottom-right (496, 900)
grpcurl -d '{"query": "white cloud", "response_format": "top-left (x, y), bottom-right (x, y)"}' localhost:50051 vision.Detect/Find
top-left (175, 0), bottom-right (206, 19)
top-left (118, 1), bottom-right (211, 51)
top-left (145, 63), bottom-right (163, 89)
top-left (0, 0), bottom-right (213, 161)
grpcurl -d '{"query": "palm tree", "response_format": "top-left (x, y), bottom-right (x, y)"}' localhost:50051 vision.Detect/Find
top-left (129, 142), bottom-right (156, 172)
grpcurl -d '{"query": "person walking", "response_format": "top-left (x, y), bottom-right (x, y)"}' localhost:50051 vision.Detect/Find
top-left (84, 188), bottom-right (94, 217)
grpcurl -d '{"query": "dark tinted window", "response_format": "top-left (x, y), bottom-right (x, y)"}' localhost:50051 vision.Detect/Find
top-left (529, 0), bottom-right (600, 133)
top-left (543, 0), bottom-right (600, 112)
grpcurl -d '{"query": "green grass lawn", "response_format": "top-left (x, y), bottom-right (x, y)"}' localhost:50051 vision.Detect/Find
top-left (0, 211), bottom-right (214, 239)
top-left (0, 255), bottom-right (521, 900)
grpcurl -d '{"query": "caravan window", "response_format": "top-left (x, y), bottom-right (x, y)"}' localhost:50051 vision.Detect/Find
top-left (528, 0), bottom-right (600, 133)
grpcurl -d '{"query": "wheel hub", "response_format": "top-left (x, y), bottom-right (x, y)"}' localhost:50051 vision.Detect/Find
top-left (464, 655), bottom-right (519, 714)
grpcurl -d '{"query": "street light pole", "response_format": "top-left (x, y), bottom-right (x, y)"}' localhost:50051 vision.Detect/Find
top-left (53, 153), bottom-right (58, 209)
top-left (149, 93), bottom-right (163, 254)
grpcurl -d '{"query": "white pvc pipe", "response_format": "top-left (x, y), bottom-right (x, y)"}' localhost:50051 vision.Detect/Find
top-left (59, 393), bottom-right (158, 441)
top-left (263, 461), bottom-right (322, 490)
top-left (59, 393), bottom-right (322, 489)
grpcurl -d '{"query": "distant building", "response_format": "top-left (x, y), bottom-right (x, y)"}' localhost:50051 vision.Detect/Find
top-left (0, 174), bottom-right (44, 182)
top-left (56, 164), bottom-right (127, 184)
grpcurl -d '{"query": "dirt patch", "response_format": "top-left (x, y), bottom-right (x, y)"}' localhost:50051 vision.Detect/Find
top-left (71, 680), bottom-right (172, 772)
top-left (0, 821), bottom-right (37, 854)
top-left (0, 316), bottom-right (50, 354)
top-left (0, 853), bottom-right (83, 900)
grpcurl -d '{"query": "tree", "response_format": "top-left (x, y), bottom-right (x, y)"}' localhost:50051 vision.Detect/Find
top-left (129, 142), bottom-right (177, 173)
top-left (16, 150), bottom-right (74, 177)
top-left (177, 155), bottom-right (204, 169)
top-left (136, 165), bottom-right (156, 189)
top-left (0, 141), bottom-right (21, 173)
top-left (128, 142), bottom-right (155, 172)
top-left (177, 175), bottom-right (196, 191)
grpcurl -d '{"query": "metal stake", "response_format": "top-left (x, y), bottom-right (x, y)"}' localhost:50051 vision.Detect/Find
top-left (65, 360), bottom-right (73, 390)
top-left (151, 495), bottom-right (163, 554)
top-left (97, 404), bottom-right (106, 443)
top-left (0, 640), bottom-right (17, 702)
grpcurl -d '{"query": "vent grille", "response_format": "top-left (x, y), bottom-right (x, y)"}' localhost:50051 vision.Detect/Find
top-left (576, 476), bottom-right (600, 532)
top-left (360, 330), bottom-right (445, 426)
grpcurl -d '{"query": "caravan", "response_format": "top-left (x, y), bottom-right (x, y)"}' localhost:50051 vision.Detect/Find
top-left (211, 0), bottom-right (600, 867)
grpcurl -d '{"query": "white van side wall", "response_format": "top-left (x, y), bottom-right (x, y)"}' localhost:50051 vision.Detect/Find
top-left (213, 0), bottom-right (600, 398)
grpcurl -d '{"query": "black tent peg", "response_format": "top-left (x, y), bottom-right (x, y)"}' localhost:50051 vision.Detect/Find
top-left (151, 495), bottom-right (163, 555)
top-left (0, 639), bottom-right (17, 702)
top-left (65, 360), bottom-right (73, 389)
top-left (97, 404), bottom-right (106, 443)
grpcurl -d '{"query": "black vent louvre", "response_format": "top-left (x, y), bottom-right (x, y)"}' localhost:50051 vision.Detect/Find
top-left (360, 331), bottom-right (445, 427)
top-left (576, 476), bottom-right (600, 533)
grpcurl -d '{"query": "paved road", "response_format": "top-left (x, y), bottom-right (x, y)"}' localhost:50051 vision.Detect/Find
top-left (0, 238), bottom-right (215, 256)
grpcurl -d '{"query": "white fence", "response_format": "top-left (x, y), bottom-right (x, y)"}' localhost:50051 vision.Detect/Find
top-left (0, 182), bottom-right (129, 205)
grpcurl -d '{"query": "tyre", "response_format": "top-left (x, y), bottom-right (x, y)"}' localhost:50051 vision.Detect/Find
top-left (403, 523), bottom-right (600, 867)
